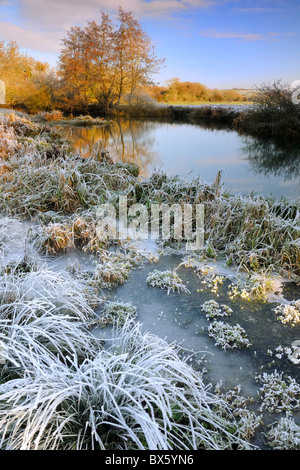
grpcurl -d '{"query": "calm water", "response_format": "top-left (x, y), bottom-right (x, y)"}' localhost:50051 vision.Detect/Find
top-left (93, 253), bottom-right (300, 393)
top-left (56, 118), bottom-right (300, 200)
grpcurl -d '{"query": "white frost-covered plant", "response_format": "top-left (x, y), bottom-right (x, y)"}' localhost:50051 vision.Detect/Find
top-left (207, 321), bottom-right (252, 350)
top-left (201, 300), bottom-right (232, 320)
top-left (98, 301), bottom-right (137, 328)
top-left (146, 269), bottom-right (190, 295)
top-left (0, 267), bottom-right (97, 324)
top-left (0, 267), bottom-right (100, 370)
top-left (228, 273), bottom-right (277, 301)
top-left (0, 321), bottom-right (254, 450)
top-left (273, 300), bottom-right (300, 327)
top-left (214, 384), bottom-right (262, 442)
top-left (256, 370), bottom-right (300, 414)
top-left (267, 417), bottom-right (300, 450)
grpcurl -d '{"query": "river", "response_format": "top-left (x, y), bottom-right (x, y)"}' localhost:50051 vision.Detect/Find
top-left (55, 117), bottom-right (300, 200)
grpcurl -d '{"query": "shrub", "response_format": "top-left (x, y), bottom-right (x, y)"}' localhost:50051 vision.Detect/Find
top-left (235, 80), bottom-right (300, 141)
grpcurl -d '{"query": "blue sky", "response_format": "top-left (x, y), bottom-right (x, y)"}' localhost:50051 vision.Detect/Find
top-left (0, 0), bottom-right (299, 88)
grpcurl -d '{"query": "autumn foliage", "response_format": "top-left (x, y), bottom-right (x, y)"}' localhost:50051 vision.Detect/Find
top-left (146, 78), bottom-right (244, 104)
top-left (0, 41), bottom-right (56, 113)
top-left (0, 8), bottom-right (247, 115)
top-left (58, 7), bottom-right (164, 113)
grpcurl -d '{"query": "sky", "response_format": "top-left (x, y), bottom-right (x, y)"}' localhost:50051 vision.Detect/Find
top-left (0, 0), bottom-right (299, 89)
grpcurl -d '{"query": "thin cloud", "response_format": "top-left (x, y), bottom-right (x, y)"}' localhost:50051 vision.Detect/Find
top-left (232, 7), bottom-right (282, 13)
top-left (199, 28), bottom-right (298, 42)
top-left (0, 0), bottom-right (218, 53)
top-left (15, 0), bottom-right (215, 28)
top-left (0, 21), bottom-right (61, 53)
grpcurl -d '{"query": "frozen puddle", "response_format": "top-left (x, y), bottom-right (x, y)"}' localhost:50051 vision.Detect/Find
top-left (1, 218), bottom-right (299, 401)
top-left (94, 253), bottom-right (300, 399)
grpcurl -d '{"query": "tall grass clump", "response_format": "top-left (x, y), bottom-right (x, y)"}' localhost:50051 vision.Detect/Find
top-left (0, 266), bottom-right (100, 362)
top-left (0, 320), bottom-right (255, 450)
top-left (203, 193), bottom-right (300, 279)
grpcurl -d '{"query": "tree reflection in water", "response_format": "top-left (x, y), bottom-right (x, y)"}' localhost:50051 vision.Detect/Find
top-left (241, 136), bottom-right (300, 182)
top-left (55, 119), bottom-right (162, 178)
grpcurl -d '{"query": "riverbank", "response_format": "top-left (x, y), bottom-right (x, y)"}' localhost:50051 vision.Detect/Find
top-left (81, 100), bottom-right (300, 142)
top-left (5, 101), bottom-right (300, 144)
top-left (88, 102), bottom-right (250, 126)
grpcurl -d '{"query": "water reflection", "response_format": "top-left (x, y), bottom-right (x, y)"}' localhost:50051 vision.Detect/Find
top-left (55, 120), bottom-right (161, 178)
top-left (55, 118), bottom-right (300, 199)
top-left (241, 136), bottom-right (300, 182)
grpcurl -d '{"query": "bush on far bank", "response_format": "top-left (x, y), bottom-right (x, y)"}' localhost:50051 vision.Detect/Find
top-left (234, 80), bottom-right (300, 141)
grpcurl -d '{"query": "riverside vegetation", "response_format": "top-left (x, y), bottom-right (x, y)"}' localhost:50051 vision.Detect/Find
top-left (0, 111), bottom-right (300, 450)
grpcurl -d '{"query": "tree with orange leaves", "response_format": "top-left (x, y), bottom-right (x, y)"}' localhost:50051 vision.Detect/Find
top-left (58, 7), bottom-right (164, 113)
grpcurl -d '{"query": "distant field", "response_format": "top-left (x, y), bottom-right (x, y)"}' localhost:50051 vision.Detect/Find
top-left (230, 88), bottom-right (256, 98)
top-left (163, 100), bottom-right (252, 106)
top-left (159, 89), bottom-right (256, 106)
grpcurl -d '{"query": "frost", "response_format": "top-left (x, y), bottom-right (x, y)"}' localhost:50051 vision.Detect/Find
top-left (201, 300), bottom-right (232, 320)
top-left (273, 300), bottom-right (300, 327)
top-left (207, 321), bottom-right (252, 350)
top-left (256, 370), bottom-right (300, 414)
top-left (267, 417), bottom-right (300, 450)
top-left (146, 269), bottom-right (190, 294)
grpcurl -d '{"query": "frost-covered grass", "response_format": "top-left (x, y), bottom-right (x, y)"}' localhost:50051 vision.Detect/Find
top-left (256, 370), bottom-right (300, 414)
top-left (0, 257), bottom-right (260, 450)
top-left (196, 266), bottom-right (225, 295)
top-left (92, 248), bottom-right (157, 288)
top-left (228, 272), bottom-right (279, 301)
top-left (207, 321), bottom-right (252, 350)
top-left (273, 300), bottom-right (300, 326)
top-left (267, 417), bottom-right (300, 450)
top-left (0, 266), bottom-right (101, 382)
top-left (147, 269), bottom-right (190, 295)
top-left (201, 300), bottom-right (232, 320)
top-left (0, 267), bottom-right (96, 322)
top-left (32, 213), bottom-right (110, 255)
top-left (98, 301), bottom-right (137, 327)
top-left (0, 318), bottom-right (255, 450)
top-left (214, 384), bottom-right (262, 442)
